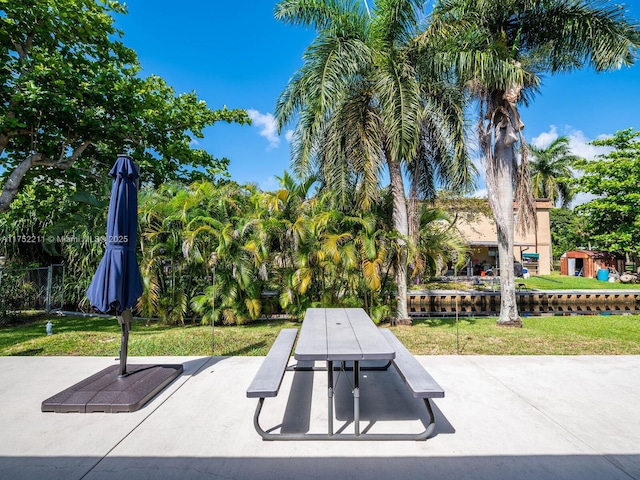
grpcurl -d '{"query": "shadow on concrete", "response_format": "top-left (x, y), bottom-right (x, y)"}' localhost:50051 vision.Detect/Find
top-left (1, 454), bottom-right (637, 480)
top-left (271, 366), bottom-right (454, 437)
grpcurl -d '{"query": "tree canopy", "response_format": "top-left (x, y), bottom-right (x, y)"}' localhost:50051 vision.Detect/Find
top-left (549, 207), bottom-right (588, 258)
top-left (574, 128), bottom-right (640, 260)
top-left (0, 0), bottom-right (250, 213)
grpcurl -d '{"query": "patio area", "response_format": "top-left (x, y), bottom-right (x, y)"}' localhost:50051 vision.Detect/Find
top-left (1, 354), bottom-right (639, 480)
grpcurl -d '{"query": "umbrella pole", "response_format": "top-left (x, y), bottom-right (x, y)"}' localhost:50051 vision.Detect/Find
top-left (117, 310), bottom-right (133, 376)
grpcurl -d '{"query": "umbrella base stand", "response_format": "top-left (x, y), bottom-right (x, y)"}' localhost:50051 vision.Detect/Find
top-left (41, 363), bottom-right (183, 413)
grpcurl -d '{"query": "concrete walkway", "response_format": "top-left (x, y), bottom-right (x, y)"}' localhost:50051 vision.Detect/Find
top-left (1, 355), bottom-right (639, 480)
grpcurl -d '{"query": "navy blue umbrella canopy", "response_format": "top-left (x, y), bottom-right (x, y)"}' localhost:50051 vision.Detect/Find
top-left (87, 155), bottom-right (143, 315)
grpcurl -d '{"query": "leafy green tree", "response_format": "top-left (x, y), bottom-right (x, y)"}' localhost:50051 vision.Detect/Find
top-left (281, 188), bottom-right (395, 321)
top-left (274, 0), bottom-right (473, 323)
top-left (423, 0), bottom-right (640, 326)
top-left (529, 136), bottom-right (579, 207)
top-left (138, 183), bottom-right (194, 324)
top-left (573, 128), bottom-right (640, 262)
top-left (549, 208), bottom-right (588, 262)
top-left (0, 0), bottom-right (249, 213)
top-left (0, 177), bottom-right (78, 264)
top-left (3, 171), bottom-right (484, 322)
top-left (0, 174), bottom-right (114, 310)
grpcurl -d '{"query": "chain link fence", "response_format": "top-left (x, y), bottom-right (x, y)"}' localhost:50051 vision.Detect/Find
top-left (0, 264), bottom-right (65, 322)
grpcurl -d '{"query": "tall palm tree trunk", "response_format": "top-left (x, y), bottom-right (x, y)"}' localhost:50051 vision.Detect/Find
top-left (484, 92), bottom-right (522, 327)
top-left (387, 154), bottom-right (411, 324)
top-left (490, 137), bottom-right (521, 326)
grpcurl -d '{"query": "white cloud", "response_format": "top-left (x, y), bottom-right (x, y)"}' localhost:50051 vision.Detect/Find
top-left (532, 125), bottom-right (611, 161)
top-left (247, 109), bottom-right (280, 149)
top-left (566, 129), bottom-right (611, 161)
top-left (285, 129), bottom-right (295, 143)
top-left (531, 125), bottom-right (559, 148)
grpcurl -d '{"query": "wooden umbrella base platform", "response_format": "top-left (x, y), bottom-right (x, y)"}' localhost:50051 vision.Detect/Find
top-left (41, 363), bottom-right (183, 413)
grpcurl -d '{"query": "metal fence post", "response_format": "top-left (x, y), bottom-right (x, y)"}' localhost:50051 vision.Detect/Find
top-left (45, 264), bottom-right (53, 313)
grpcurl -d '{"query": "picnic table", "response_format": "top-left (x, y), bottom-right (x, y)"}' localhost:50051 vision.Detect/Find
top-left (295, 307), bottom-right (395, 437)
top-left (247, 307), bottom-right (445, 441)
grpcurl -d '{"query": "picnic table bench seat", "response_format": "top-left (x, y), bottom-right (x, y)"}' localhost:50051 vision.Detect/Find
top-left (246, 328), bottom-right (298, 441)
top-left (380, 328), bottom-right (444, 439)
top-left (246, 329), bottom-right (298, 399)
top-left (380, 329), bottom-right (444, 399)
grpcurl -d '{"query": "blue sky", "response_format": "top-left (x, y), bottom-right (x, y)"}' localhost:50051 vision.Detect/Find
top-left (115, 1), bottom-right (640, 195)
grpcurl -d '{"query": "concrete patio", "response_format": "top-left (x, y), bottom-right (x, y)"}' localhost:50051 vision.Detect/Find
top-left (1, 355), bottom-right (638, 480)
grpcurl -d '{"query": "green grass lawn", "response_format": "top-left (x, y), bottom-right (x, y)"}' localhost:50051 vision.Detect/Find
top-left (519, 274), bottom-right (639, 290)
top-left (0, 315), bottom-right (300, 357)
top-left (2, 274), bottom-right (638, 357)
top-left (1, 313), bottom-right (638, 357)
top-left (415, 273), bottom-right (640, 291)
top-left (393, 315), bottom-right (640, 355)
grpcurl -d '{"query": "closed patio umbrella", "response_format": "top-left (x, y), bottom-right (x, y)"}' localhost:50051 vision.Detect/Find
top-left (87, 154), bottom-right (143, 376)
top-left (42, 157), bottom-right (182, 413)
top-left (42, 155), bottom-right (182, 413)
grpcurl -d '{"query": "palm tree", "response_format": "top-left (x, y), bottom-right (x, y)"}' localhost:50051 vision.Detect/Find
top-left (183, 182), bottom-right (269, 325)
top-left (274, 0), bottom-right (473, 323)
top-left (138, 183), bottom-right (193, 324)
top-left (528, 136), bottom-right (579, 208)
top-left (422, 0), bottom-right (640, 326)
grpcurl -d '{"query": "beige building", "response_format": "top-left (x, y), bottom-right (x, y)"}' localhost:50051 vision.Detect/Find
top-left (453, 199), bottom-right (553, 276)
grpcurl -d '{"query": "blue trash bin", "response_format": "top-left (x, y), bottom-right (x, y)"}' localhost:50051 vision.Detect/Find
top-left (597, 269), bottom-right (609, 281)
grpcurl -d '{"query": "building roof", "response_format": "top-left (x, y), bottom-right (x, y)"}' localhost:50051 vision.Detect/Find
top-left (561, 250), bottom-right (623, 259)
top-left (468, 241), bottom-right (536, 247)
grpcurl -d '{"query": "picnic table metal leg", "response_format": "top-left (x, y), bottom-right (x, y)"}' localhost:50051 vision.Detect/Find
top-left (353, 360), bottom-right (360, 436)
top-left (327, 360), bottom-right (334, 436)
top-left (251, 360), bottom-right (439, 441)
